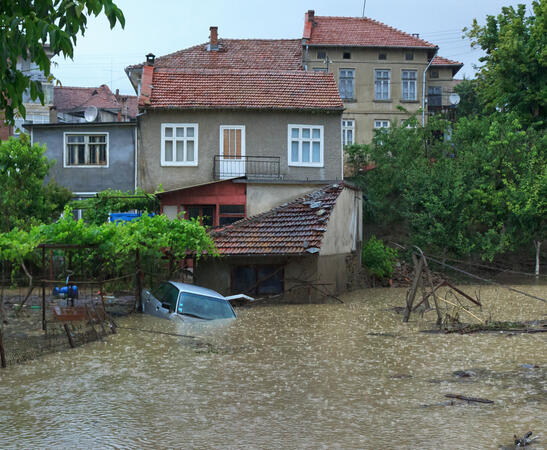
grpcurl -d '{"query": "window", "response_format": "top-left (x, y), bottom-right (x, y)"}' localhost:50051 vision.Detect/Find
top-left (428, 86), bottom-right (442, 107)
top-left (374, 120), bottom-right (390, 129)
top-left (429, 70), bottom-right (439, 79)
top-left (374, 70), bottom-right (390, 100)
top-left (219, 205), bottom-right (245, 226)
top-left (343, 52), bottom-right (351, 59)
top-left (288, 125), bottom-right (323, 167)
top-left (186, 205), bottom-right (214, 227)
top-left (313, 67), bottom-right (328, 73)
top-left (405, 51), bottom-right (414, 61)
top-left (402, 70), bottom-right (417, 101)
top-left (339, 69), bottom-right (355, 100)
top-left (231, 265), bottom-right (284, 295)
top-left (64, 133), bottom-right (108, 167)
top-left (342, 119), bottom-right (355, 146)
top-left (378, 52), bottom-right (387, 60)
top-left (161, 123), bottom-right (198, 166)
top-left (317, 50), bottom-right (326, 60)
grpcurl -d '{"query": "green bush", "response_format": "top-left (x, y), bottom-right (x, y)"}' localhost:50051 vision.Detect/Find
top-left (361, 236), bottom-right (398, 279)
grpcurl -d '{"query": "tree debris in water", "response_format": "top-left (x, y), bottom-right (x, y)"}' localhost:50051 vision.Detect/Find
top-left (444, 394), bottom-right (494, 404)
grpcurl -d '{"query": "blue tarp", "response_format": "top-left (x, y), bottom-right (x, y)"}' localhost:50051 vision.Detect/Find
top-left (109, 213), bottom-right (154, 223)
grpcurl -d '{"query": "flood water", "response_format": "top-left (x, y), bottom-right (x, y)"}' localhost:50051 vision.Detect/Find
top-left (1, 285), bottom-right (546, 448)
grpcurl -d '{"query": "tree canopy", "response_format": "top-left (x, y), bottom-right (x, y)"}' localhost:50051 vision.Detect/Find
top-left (466, 0), bottom-right (547, 128)
top-left (0, 135), bottom-right (72, 233)
top-left (0, 0), bottom-right (125, 123)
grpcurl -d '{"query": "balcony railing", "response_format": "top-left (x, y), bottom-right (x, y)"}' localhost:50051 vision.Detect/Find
top-left (213, 155), bottom-right (281, 180)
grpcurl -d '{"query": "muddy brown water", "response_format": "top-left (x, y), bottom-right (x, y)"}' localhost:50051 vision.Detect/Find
top-left (1, 285), bottom-right (546, 448)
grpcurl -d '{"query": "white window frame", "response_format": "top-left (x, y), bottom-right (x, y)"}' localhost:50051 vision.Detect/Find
top-left (161, 123), bottom-right (199, 167)
top-left (374, 120), bottom-right (390, 129)
top-left (342, 119), bottom-right (355, 146)
top-left (402, 69), bottom-right (418, 101)
top-left (339, 68), bottom-right (355, 100)
top-left (287, 124), bottom-right (324, 167)
top-left (374, 69), bottom-right (391, 100)
top-left (63, 132), bottom-right (109, 168)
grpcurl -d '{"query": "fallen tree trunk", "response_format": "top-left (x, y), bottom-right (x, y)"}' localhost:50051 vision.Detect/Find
top-left (445, 394), bottom-right (493, 404)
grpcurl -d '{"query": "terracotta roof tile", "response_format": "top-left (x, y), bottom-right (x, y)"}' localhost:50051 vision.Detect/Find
top-left (127, 39), bottom-right (303, 71)
top-left (210, 183), bottom-right (345, 255)
top-left (148, 69), bottom-right (343, 111)
top-left (305, 16), bottom-right (437, 48)
top-left (54, 84), bottom-right (138, 118)
top-left (432, 56), bottom-right (463, 66)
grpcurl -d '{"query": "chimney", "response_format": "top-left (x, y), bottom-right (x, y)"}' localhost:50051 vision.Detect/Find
top-left (139, 53), bottom-right (155, 107)
top-left (208, 26), bottom-right (219, 51)
top-left (303, 10), bottom-right (315, 40)
top-left (307, 10), bottom-right (315, 22)
top-left (412, 33), bottom-right (420, 38)
top-left (49, 106), bottom-right (57, 124)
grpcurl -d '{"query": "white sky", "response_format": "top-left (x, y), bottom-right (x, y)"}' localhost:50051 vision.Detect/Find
top-left (51, 0), bottom-right (535, 95)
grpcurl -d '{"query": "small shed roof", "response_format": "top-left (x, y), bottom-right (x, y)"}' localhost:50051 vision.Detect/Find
top-left (211, 183), bottom-right (347, 256)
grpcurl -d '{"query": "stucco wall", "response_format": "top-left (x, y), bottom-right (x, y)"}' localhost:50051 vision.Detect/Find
top-left (307, 46), bottom-right (458, 144)
top-left (138, 109), bottom-right (343, 192)
top-left (245, 182), bottom-right (326, 217)
top-left (320, 187), bottom-right (363, 256)
top-left (32, 123), bottom-right (136, 193)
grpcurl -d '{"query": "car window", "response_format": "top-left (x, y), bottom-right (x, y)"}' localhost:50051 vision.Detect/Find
top-left (177, 292), bottom-right (235, 320)
top-left (151, 283), bottom-right (170, 301)
top-left (163, 285), bottom-right (179, 312)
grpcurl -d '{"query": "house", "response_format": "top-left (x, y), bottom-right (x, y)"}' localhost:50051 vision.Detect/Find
top-left (302, 10), bottom-right (463, 144)
top-left (127, 28), bottom-right (345, 220)
top-left (25, 84), bottom-right (138, 209)
top-left (0, 46), bottom-right (54, 139)
top-left (194, 183), bottom-right (363, 303)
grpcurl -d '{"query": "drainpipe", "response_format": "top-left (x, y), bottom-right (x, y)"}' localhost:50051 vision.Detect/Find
top-left (304, 44), bottom-right (309, 71)
top-left (422, 48), bottom-right (438, 126)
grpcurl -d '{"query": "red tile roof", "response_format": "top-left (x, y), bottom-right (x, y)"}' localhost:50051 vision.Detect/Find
top-left (127, 39), bottom-right (303, 71)
top-left (211, 183), bottom-right (345, 256)
top-left (54, 84), bottom-right (138, 118)
top-left (304, 16), bottom-right (437, 49)
top-left (432, 56), bottom-right (463, 66)
top-left (147, 69), bottom-right (344, 111)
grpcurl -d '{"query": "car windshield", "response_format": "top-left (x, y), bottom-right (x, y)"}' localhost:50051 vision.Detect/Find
top-left (177, 292), bottom-right (236, 320)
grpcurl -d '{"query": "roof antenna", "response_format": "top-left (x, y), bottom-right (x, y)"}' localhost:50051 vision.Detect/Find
top-left (362, 0), bottom-right (367, 17)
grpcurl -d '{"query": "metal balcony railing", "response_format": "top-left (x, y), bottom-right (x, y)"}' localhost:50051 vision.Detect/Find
top-left (213, 155), bottom-right (281, 180)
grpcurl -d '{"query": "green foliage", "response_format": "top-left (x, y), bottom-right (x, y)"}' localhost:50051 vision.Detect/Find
top-left (0, 0), bottom-right (125, 123)
top-left (0, 207), bottom-right (217, 277)
top-left (0, 135), bottom-right (72, 232)
top-left (71, 189), bottom-right (159, 225)
top-left (453, 79), bottom-right (482, 119)
top-left (361, 236), bottom-right (398, 279)
top-left (466, 1), bottom-right (547, 128)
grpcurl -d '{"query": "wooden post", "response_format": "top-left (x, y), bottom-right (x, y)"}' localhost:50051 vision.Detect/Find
top-left (42, 246), bottom-right (47, 331)
top-left (84, 304), bottom-right (101, 341)
top-left (135, 248), bottom-right (143, 312)
top-left (0, 328), bottom-right (6, 368)
top-left (92, 304), bottom-right (107, 336)
top-left (423, 257), bottom-right (443, 326)
top-left (403, 255), bottom-right (424, 322)
top-left (63, 323), bottom-right (75, 348)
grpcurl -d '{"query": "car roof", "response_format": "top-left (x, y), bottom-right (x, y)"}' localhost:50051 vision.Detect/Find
top-left (168, 281), bottom-right (226, 300)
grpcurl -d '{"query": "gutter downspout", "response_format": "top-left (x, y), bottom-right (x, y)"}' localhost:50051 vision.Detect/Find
top-left (422, 49), bottom-right (438, 126)
top-left (304, 44), bottom-right (309, 71)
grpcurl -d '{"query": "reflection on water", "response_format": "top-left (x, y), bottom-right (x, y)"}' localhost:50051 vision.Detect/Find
top-left (1, 285), bottom-right (546, 448)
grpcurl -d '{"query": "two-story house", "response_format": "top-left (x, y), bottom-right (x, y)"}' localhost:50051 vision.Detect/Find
top-left (302, 11), bottom-right (463, 144)
top-left (126, 29), bottom-right (346, 224)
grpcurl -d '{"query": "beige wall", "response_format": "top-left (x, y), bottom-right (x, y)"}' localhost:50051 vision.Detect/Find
top-left (320, 187), bottom-right (363, 256)
top-left (138, 109), bottom-right (343, 192)
top-left (306, 46), bottom-right (459, 143)
top-left (245, 182), bottom-right (326, 217)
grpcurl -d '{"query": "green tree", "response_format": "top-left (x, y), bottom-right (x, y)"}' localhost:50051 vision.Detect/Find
top-left (466, 1), bottom-right (547, 128)
top-left (453, 78), bottom-right (482, 119)
top-left (0, 135), bottom-right (72, 232)
top-left (0, 0), bottom-right (124, 123)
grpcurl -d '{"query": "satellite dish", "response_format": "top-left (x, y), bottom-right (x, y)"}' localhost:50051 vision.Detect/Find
top-left (449, 93), bottom-right (461, 106)
top-left (84, 105), bottom-right (98, 122)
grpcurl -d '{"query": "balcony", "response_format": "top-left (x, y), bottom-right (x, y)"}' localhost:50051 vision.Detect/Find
top-left (213, 155), bottom-right (280, 180)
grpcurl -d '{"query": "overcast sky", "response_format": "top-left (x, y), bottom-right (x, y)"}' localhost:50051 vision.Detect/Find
top-left (51, 0), bottom-right (535, 95)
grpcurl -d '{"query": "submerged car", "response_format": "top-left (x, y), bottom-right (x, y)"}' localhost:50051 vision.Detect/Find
top-left (142, 281), bottom-right (249, 321)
